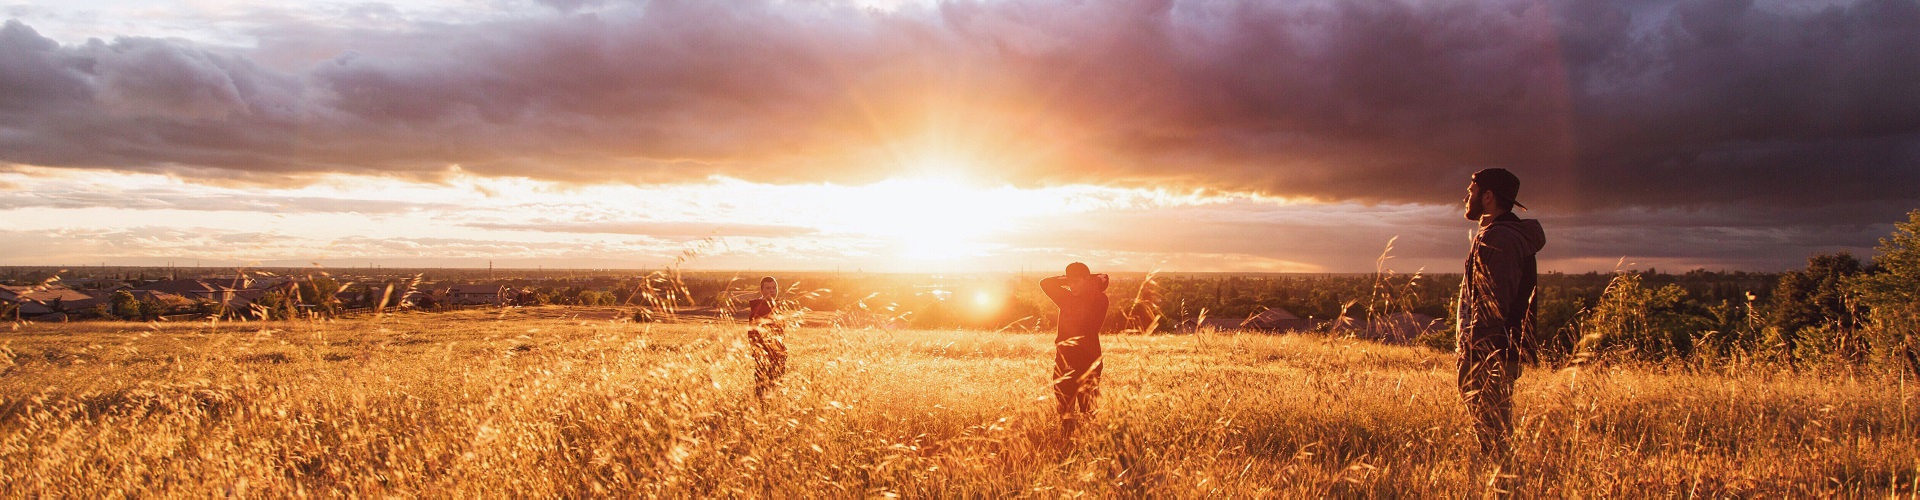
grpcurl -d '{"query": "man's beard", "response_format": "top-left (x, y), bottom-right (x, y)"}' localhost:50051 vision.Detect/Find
top-left (1464, 196), bottom-right (1483, 221)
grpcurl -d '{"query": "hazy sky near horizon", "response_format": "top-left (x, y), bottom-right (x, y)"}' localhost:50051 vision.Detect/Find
top-left (1, 0), bottom-right (1915, 273)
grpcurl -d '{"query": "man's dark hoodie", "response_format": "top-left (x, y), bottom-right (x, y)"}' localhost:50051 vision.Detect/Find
top-left (1458, 213), bottom-right (1548, 363)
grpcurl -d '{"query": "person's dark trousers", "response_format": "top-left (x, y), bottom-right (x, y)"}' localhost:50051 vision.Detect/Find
top-left (1053, 349), bottom-right (1102, 436)
top-left (1458, 348), bottom-right (1520, 459)
top-left (750, 330), bottom-right (788, 399)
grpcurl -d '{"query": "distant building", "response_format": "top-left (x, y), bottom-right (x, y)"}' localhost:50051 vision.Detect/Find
top-left (445, 284), bottom-right (511, 306)
top-left (1242, 307), bottom-right (1317, 332)
top-left (137, 279), bottom-right (243, 303)
top-left (0, 285), bottom-right (29, 304)
top-left (223, 289), bottom-right (275, 315)
top-left (4, 285), bottom-right (107, 317)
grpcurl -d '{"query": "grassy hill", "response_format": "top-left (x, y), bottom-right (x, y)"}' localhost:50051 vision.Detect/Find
top-left (1, 308), bottom-right (1914, 496)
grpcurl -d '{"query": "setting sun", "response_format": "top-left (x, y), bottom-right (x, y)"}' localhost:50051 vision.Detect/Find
top-left (800, 173), bottom-right (1053, 263)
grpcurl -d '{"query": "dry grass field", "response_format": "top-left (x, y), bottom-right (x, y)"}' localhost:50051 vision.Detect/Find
top-left (1, 308), bottom-right (1915, 496)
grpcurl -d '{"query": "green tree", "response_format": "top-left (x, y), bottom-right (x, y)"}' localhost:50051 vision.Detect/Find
top-left (109, 290), bottom-right (141, 321)
top-left (138, 298), bottom-right (170, 320)
top-left (296, 276), bottom-right (343, 316)
top-left (253, 290), bottom-right (293, 320)
top-left (1851, 210), bottom-right (1920, 367)
top-left (1766, 253), bottom-right (1866, 363)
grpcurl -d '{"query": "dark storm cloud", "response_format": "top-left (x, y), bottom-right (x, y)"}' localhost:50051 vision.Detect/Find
top-left (0, 0), bottom-right (1915, 219)
top-left (1006, 201), bottom-right (1888, 272)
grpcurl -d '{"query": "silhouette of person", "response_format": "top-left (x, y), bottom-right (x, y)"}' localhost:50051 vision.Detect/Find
top-left (747, 276), bottom-right (790, 399)
top-left (1040, 262), bottom-right (1109, 439)
top-left (1456, 168), bottom-right (1546, 461)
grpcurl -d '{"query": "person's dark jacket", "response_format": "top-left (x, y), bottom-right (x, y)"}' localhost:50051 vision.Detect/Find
top-left (749, 298), bottom-right (774, 323)
top-left (1458, 213), bottom-right (1547, 363)
top-left (1042, 275), bottom-right (1109, 366)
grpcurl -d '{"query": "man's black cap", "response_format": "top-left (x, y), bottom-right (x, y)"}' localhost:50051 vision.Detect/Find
top-left (1065, 262), bottom-right (1091, 278)
top-left (1471, 168), bottom-right (1527, 210)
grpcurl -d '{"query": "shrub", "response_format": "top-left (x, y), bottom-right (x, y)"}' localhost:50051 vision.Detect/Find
top-left (1575, 273), bottom-right (1702, 362)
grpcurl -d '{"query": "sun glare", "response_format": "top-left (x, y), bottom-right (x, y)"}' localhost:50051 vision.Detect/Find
top-left (866, 177), bottom-right (994, 260)
top-left (804, 165), bottom-right (1044, 263)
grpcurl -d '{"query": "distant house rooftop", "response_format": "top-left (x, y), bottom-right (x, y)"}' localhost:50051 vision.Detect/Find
top-left (444, 283), bottom-right (512, 306)
top-left (0, 285), bottom-right (30, 303)
top-left (18, 287), bottom-right (99, 304)
top-left (127, 289), bottom-right (190, 303)
top-left (136, 279), bottom-right (243, 302)
top-left (448, 284), bottom-right (507, 295)
top-left (1243, 307), bottom-right (1316, 331)
top-left (138, 279), bottom-right (223, 294)
top-left (5, 285), bottom-right (106, 316)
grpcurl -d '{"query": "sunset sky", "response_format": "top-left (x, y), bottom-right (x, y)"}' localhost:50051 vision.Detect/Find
top-left (2, 0), bottom-right (1916, 273)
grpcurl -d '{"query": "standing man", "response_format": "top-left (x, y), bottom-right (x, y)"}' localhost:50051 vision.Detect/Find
top-left (1457, 168), bottom-right (1547, 460)
top-left (1040, 262), bottom-right (1109, 439)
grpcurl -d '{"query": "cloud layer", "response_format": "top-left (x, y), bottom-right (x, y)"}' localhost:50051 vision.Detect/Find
top-left (1, 0), bottom-right (1914, 217)
top-left (4, 164), bottom-right (1883, 272)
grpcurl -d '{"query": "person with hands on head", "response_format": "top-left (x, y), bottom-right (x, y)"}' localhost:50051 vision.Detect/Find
top-left (1039, 262), bottom-right (1109, 440)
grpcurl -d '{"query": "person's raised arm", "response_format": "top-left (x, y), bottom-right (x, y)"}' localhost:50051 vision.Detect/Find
top-left (1040, 276), bottom-right (1072, 306)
